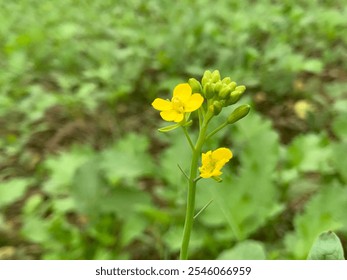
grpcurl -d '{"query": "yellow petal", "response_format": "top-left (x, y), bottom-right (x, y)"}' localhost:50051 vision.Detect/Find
top-left (173, 112), bottom-right (184, 122)
top-left (200, 172), bottom-right (211, 178)
top-left (210, 169), bottom-right (222, 177)
top-left (173, 83), bottom-right (192, 103)
top-left (201, 151), bottom-right (212, 165)
top-left (184, 93), bottom-right (204, 112)
top-left (160, 110), bottom-right (184, 122)
top-left (152, 98), bottom-right (172, 111)
top-left (212, 148), bottom-right (233, 162)
top-left (160, 110), bottom-right (178, 121)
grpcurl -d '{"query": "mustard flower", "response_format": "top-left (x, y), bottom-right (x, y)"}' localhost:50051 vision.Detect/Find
top-left (152, 83), bottom-right (204, 123)
top-left (199, 148), bottom-right (233, 178)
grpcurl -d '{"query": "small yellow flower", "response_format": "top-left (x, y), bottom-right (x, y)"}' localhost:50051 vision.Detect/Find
top-left (152, 83), bottom-right (204, 123)
top-left (199, 148), bottom-right (233, 178)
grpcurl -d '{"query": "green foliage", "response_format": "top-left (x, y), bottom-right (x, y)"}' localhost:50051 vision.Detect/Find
top-left (0, 178), bottom-right (30, 208)
top-left (1, 0), bottom-right (347, 260)
top-left (285, 183), bottom-right (347, 259)
top-left (218, 240), bottom-right (267, 260)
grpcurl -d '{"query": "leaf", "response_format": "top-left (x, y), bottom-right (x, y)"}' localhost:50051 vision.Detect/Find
top-left (332, 112), bottom-right (347, 140)
top-left (21, 217), bottom-right (50, 243)
top-left (302, 59), bottom-right (324, 74)
top-left (100, 188), bottom-right (151, 219)
top-left (158, 123), bottom-right (181, 132)
top-left (332, 142), bottom-right (347, 184)
top-left (307, 231), bottom-right (345, 260)
top-left (121, 215), bottom-right (147, 247)
top-left (43, 145), bottom-right (95, 195)
top-left (286, 133), bottom-right (332, 173)
top-left (217, 240), bottom-right (266, 260)
top-left (0, 178), bottom-right (29, 208)
top-left (100, 133), bottom-right (154, 185)
top-left (71, 160), bottom-right (105, 216)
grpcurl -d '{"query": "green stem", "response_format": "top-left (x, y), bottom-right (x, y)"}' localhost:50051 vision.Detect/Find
top-left (180, 115), bottom-right (211, 260)
top-left (205, 122), bottom-right (228, 140)
top-left (182, 126), bottom-right (195, 151)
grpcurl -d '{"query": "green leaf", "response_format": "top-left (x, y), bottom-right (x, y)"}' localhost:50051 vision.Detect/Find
top-left (21, 217), bottom-right (50, 243)
top-left (100, 133), bottom-right (154, 184)
top-left (100, 188), bottom-right (151, 218)
top-left (218, 240), bottom-right (267, 260)
top-left (307, 231), bottom-right (345, 260)
top-left (302, 59), bottom-right (323, 74)
top-left (158, 123), bottom-right (181, 132)
top-left (43, 145), bottom-right (95, 195)
top-left (121, 215), bottom-right (147, 247)
top-left (71, 160), bottom-right (105, 216)
top-left (286, 133), bottom-right (332, 173)
top-left (0, 178), bottom-right (29, 208)
top-left (332, 113), bottom-right (347, 140)
top-left (332, 142), bottom-right (347, 183)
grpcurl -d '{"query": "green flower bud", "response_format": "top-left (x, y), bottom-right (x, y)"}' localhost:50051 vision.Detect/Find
top-left (229, 81), bottom-right (237, 91)
top-left (235, 85), bottom-right (246, 94)
top-left (227, 90), bottom-right (243, 105)
top-left (202, 70), bottom-right (212, 86)
top-left (213, 81), bottom-right (223, 95)
top-left (203, 82), bottom-right (214, 99)
top-left (218, 85), bottom-right (232, 99)
top-left (227, 104), bottom-right (251, 124)
top-left (188, 78), bottom-right (202, 94)
top-left (221, 77), bottom-right (231, 85)
top-left (208, 104), bottom-right (215, 115)
top-left (213, 100), bottom-right (223, 116)
top-left (211, 70), bottom-right (221, 83)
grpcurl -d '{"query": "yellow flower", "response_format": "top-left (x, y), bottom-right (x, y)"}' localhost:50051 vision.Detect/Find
top-left (199, 148), bottom-right (233, 178)
top-left (152, 83), bottom-right (204, 123)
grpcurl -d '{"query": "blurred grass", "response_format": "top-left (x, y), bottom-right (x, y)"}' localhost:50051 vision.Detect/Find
top-left (1, 0), bottom-right (347, 259)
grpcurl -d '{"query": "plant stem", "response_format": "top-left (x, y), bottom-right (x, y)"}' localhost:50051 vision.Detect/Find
top-left (205, 122), bottom-right (228, 140)
top-left (180, 116), bottom-right (210, 260)
top-left (182, 126), bottom-right (195, 151)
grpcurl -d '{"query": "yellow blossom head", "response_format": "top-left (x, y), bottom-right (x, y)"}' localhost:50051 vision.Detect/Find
top-left (152, 83), bottom-right (204, 123)
top-left (199, 147), bottom-right (233, 179)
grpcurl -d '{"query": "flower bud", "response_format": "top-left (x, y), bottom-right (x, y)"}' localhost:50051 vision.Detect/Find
top-left (227, 104), bottom-right (251, 124)
top-left (202, 70), bottom-right (212, 86)
top-left (211, 70), bottom-right (221, 83)
top-left (213, 81), bottom-right (223, 95)
top-left (227, 90), bottom-right (243, 105)
top-left (188, 78), bottom-right (202, 94)
top-left (229, 81), bottom-right (237, 91)
top-left (218, 85), bottom-right (232, 99)
top-left (221, 77), bottom-right (231, 85)
top-left (235, 85), bottom-right (246, 94)
top-left (212, 101), bottom-right (223, 116)
top-left (203, 82), bottom-right (214, 99)
top-left (208, 104), bottom-right (215, 115)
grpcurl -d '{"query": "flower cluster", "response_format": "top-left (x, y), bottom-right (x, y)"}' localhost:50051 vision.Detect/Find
top-left (189, 70), bottom-right (247, 116)
top-left (151, 70), bottom-right (250, 180)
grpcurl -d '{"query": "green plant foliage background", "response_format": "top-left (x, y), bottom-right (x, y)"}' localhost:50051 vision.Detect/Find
top-left (1, 0), bottom-right (347, 259)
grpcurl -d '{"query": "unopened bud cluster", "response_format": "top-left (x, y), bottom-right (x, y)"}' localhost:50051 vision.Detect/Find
top-left (188, 70), bottom-right (250, 123)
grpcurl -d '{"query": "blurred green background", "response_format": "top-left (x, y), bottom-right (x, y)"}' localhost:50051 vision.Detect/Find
top-left (1, 0), bottom-right (347, 260)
